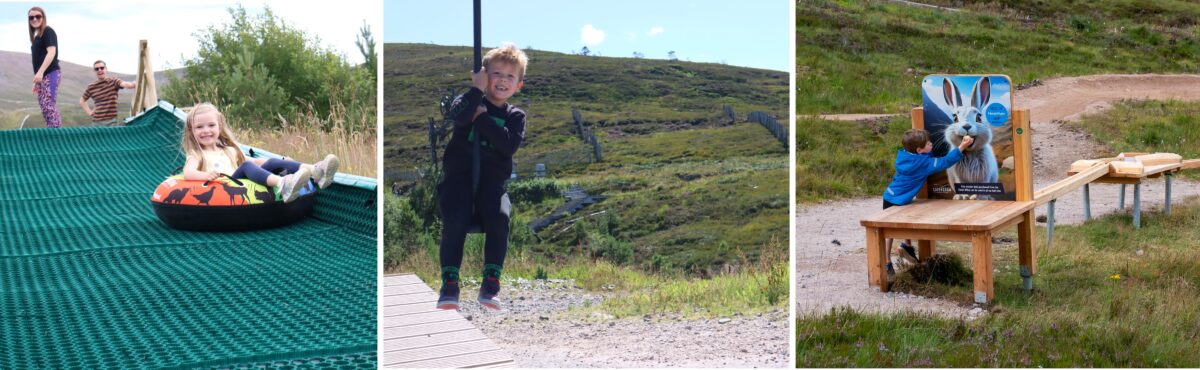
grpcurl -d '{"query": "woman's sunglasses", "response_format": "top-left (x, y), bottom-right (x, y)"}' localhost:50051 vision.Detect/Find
top-left (29, 15), bottom-right (43, 21)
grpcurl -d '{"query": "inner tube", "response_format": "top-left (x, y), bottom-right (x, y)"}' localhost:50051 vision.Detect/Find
top-left (150, 175), bottom-right (315, 231)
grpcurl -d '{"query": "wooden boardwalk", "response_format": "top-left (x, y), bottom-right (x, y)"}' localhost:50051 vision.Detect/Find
top-left (379, 274), bottom-right (516, 368)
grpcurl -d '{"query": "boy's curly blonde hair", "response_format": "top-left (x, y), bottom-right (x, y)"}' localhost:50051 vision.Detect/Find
top-left (483, 42), bottom-right (528, 80)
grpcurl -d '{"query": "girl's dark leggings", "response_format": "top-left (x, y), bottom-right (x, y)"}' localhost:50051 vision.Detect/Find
top-left (231, 158), bottom-right (302, 185)
top-left (438, 172), bottom-right (511, 270)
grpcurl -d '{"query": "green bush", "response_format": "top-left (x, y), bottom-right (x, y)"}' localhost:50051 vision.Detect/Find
top-left (506, 177), bottom-right (565, 205)
top-left (383, 194), bottom-right (434, 269)
top-left (163, 5), bottom-right (375, 131)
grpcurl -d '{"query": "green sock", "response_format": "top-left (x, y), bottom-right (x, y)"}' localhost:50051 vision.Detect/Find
top-left (482, 264), bottom-right (503, 279)
top-left (441, 266), bottom-right (460, 284)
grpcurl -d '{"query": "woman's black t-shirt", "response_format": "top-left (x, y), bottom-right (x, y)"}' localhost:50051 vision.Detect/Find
top-left (31, 26), bottom-right (60, 74)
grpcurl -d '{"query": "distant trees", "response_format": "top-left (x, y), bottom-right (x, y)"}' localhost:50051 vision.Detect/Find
top-left (580, 46), bottom-right (591, 56)
top-left (668, 50), bottom-right (678, 61)
top-left (632, 51), bottom-right (644, 59)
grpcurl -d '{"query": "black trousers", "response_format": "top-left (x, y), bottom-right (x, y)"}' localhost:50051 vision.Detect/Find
top-left (438, 171), bottom-right (511, 271)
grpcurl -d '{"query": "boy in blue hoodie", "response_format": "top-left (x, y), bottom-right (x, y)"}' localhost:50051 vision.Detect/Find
top-left (881, 129), bottom-right (973, 276)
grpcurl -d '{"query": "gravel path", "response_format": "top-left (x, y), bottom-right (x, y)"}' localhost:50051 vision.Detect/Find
top-left (458, 279), bottom-right (789, 368)
top-left (797, 74), bottom-right (1200, 318)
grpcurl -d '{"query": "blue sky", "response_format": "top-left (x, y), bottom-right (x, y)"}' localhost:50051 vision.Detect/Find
top-left (385, 0), bottom-right (790, 71)
top-left (2, 1), bottom-right (380, 74)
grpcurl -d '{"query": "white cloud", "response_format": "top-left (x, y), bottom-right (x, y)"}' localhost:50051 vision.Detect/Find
top-left (648, 26), bottom-right (664, 37)
top-left (580, 24), bottom-right (605, 46)
top-left (2, 1), bottom-right (381, 74)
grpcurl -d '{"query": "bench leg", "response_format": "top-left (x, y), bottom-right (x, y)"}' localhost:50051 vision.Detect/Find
top-left (1046, 200), bottom-right (1056, 250)
top-left (972, 231), bottom-right (994, 304)
top-left (865, 227), bottom-right (888, 292)
top-left (1018, 211), bottom-right (1036, 292)
top-left (918, 240), bottom-right (935, 261)
top-left (1134, 183), bottom-right (1141, 229)
top-left (1119, 184), bottom-right (1126, 210)
top-left (1083, 183), bottom-right (1091, 221)
top-left (1166, 172), bottom-right (1173, 215)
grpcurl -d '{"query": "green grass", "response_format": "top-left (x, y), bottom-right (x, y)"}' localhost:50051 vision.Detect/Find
top-left (385, 43), bottom-right (787, 178)
top-left (391, 215), bottom-right (789, 319)
top-left (1067, 99), bottom-right (1200, 179)
top-left (797, 0), bottom-right (1200, 114)
top-left (797, 197), bottom-right (1200, 367)
top-left (796, 99), bottom-right (1200, 203)
top-left (795, 115), bottom-right (908, 202)
top-left (385, 43), bottom-right (788, 272)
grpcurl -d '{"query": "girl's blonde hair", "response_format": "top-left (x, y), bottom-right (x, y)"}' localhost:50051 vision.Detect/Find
top-left (182, 103), bottom-right (246, 170)
top-left (28, 7), bottom-right (46, 43)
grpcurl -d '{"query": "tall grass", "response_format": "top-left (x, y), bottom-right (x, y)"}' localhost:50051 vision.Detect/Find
top-left (797, 197), bottom-right (1200, 367)
top-left (390, 226), bottom-right (789, 319)
top-left (233, 100), bottom-right (377, 178)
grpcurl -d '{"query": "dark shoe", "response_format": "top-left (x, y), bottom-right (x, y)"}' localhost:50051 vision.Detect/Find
top-left (478, 276), bottom-right (501, 310)
top-left (886, 262), bottom-right (895, 279)
top-left (898, 242), bottom-right (919, 264)
top-left (437, 282), bottom-right (460, 310)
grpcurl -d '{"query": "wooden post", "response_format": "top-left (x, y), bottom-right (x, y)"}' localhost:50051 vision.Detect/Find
top-left (972, 231), bottom-right (995, 304)
top-left (910, 107), bottom-right (936, 260)
top-left (131, 40), bottom-right (158, 116)
top-left (865, 227), bottom-right (887, 291)
top-left (1013, 109), bottom-right (1038, 283)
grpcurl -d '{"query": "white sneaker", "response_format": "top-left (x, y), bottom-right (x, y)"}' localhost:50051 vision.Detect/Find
top-left (278, 167), bottom-right (313, 203)
top-left (312, 154), bottom-right (340, 189)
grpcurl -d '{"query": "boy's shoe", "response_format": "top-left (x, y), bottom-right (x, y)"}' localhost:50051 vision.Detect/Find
top-left (278, 167), bottom-right (313, 203)
top-left (898, 242), bottom-right (920, 264)
top-left (886, 262), bottom-right (895, 279)
top-left (436, 282), bottom-right (460, 310)
top-left (312, 154), bottom-right (340, 189)
top-left (478, 276), bottom-right (502, 311)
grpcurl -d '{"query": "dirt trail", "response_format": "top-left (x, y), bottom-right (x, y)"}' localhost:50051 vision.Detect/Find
top-left (797, 74), bottom-right (1200, 318)
top-left (459, 279), bottom-right (789, 368)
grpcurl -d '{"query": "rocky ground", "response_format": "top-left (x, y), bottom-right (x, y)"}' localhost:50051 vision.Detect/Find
top-left (455, 278), bottom-right (790, 368)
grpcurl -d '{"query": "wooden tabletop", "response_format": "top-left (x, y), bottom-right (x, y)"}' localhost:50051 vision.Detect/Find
top-left (860, 199), bottom-right (1035, 231)
top-left (1067, 163), bottom-right (1182, 178)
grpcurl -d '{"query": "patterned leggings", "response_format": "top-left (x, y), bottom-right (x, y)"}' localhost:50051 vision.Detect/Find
top-left (36, 69), bottom-right (62, 128)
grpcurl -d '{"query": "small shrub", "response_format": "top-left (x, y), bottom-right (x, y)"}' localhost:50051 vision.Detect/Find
top-left (507, 177), bottom-right (565, 205)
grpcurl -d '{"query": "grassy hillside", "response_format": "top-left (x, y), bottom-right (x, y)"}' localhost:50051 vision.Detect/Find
top-left (385, 43), bottom-right (787, 179)
top-left (0, 50), bottom-right (177, 129)
top-left (385, 43), bottom-right (788, 274)
top-left (797, 0), bottom-right (1200, 114)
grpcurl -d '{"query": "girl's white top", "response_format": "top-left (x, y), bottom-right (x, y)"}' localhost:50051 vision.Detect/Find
top-left (201, 147), bottom-right (238, 176)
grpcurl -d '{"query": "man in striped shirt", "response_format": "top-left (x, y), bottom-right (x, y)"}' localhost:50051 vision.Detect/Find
top-left (79, 60), bottom-right (135, 126)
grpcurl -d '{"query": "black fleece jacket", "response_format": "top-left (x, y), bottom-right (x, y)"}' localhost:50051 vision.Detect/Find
top-left (443, 87), bottom-right (526, 181)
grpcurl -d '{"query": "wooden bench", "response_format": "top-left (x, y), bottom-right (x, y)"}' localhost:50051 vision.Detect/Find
top-left (861, 199), bottom-right (1036, 304)
top-left (859, 106), bottom-right (1036, 305)
top-left (1068, 163), bottom-right (1183, 229)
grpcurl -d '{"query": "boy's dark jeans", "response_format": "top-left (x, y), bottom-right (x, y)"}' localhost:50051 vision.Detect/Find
top-left (438, 171), bottom-right (512, 270)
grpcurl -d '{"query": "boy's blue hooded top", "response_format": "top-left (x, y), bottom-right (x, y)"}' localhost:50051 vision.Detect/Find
top-left (883, 147), bottom-right (963, 205)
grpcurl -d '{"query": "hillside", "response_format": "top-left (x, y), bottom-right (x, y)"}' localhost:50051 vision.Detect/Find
top-left (0, 50), bottom-right (178, 128)
top-left (385, 43), bottom-right (788, 179)
top-left (796, 0), bottom-right (1200, 114)
top-left (384, 43), bottom-right (789, 272)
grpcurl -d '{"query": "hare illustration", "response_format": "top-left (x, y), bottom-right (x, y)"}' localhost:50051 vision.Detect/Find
top-left (941, 77), bottom-right (1000, 200)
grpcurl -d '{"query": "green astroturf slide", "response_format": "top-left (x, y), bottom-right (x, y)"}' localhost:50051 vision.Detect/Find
top-left (0, 102), bottom-right (377, 369)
